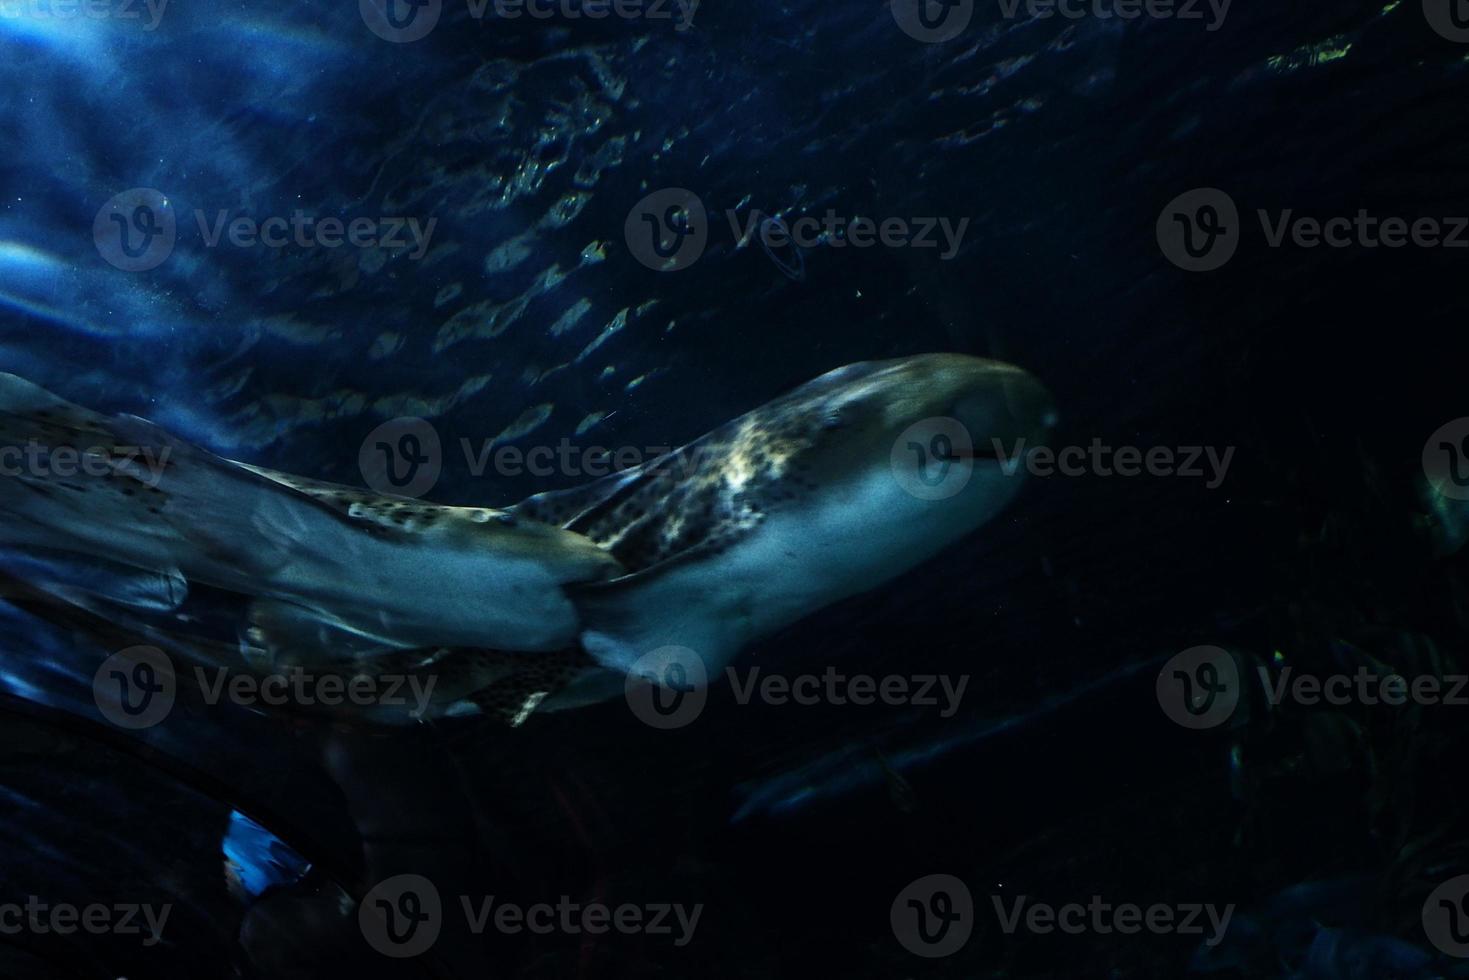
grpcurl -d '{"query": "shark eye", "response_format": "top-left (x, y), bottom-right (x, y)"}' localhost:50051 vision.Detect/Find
top-left (821, 408), bottom-right (845, 430)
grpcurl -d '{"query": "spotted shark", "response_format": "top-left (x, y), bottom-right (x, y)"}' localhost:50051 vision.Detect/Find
top-left (0, 354), bottom-right (1053, 724)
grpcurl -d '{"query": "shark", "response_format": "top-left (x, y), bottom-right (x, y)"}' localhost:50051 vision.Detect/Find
top-left (0, 354), bottom-right (1054, 724)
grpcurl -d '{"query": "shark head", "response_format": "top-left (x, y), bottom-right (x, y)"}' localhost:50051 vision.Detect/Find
top-left (774, 353), bottom-right (1056, 582)
top-left (524, 352), bottom-right (1058, 693)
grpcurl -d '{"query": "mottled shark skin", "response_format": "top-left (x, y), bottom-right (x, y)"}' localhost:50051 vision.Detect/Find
top-left (0, 355), bottom-right (1052, 725)
top-left (516, 353), bottom-right (1056, 707)
top-left (0, 373), bottom-right (622, 668)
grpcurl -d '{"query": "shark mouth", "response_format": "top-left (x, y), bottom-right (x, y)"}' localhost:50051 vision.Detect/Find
top-left (937, 443), bottom-right (1004, 462)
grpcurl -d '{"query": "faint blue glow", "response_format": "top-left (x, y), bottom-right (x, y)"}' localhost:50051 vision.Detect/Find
top-left (224, 810), bottom-right (312, 901)
top-left (0, 239), bottom-right (62, 272)
top-left (0, 0), bottom-right (109, 56)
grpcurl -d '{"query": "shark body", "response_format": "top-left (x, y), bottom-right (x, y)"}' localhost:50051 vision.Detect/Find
top-left (0, 354), bottom-right (1053, 723)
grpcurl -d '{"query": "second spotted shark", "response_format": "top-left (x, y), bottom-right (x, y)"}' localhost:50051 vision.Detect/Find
top-left (0, 354), bottom-right (1053, 723)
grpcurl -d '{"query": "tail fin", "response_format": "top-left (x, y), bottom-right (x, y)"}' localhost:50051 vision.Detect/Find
top-left (0, 373), bottom-right (339, 596)
top-left (0, 375), bottom-right (626, 720)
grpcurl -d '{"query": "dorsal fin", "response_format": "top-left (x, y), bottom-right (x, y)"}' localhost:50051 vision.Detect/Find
top-left (234, 462), bottom-right (518, 537)
top-left (511, 402), bottom-right (832, 576)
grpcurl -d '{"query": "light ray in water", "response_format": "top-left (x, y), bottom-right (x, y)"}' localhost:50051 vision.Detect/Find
top-left (731, 655), bottom-right (1167, 823)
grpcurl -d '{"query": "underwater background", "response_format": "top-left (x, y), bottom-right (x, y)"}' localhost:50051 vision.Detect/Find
top-left (2, 0), bottom-right (1469, 976)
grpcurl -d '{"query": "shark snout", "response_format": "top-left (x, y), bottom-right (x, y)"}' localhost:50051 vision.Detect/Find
top-left (952, 364), bottom-right (1057, 453)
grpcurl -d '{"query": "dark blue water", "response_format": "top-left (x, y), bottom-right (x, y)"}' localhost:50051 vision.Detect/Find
top-left (2, 1), bottom-right (1468, 976)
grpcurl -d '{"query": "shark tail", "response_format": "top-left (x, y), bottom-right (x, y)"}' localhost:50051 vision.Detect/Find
top-left (0, 373), bottom-right (329, 604)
